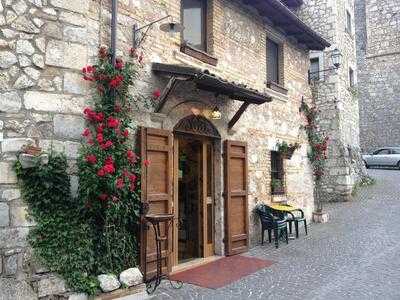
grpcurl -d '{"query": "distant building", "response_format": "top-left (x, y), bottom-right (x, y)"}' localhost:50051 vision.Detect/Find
top-left (296, 0), bottom-right (368, 202)
top-left (355, 0), bottom-right (400, 153)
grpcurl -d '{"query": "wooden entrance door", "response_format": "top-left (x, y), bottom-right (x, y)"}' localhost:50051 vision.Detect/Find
top-left (172, 136), bottom-right (215, 266)
top-left (140, 127), bottom-right (173, 280)
top-left (201, 140), bottom-right (214, 257)
top-left (224, 140), bottom-right (249, 256)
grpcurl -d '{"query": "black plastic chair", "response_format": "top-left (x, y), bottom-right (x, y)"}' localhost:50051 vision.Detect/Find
top-left (255, 204), bottom-right (288, 248)
top-left (286, 209), bottom-right (307, 238)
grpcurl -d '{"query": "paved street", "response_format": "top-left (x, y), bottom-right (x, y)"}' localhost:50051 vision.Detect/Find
top-left (154, 169), bottom-right (400, 300)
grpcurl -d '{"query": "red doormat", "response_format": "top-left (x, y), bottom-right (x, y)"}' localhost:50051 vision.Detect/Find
top-left (169, 255), bottom-right (275, 289)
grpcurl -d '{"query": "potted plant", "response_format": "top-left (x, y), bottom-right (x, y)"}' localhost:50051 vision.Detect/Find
top-left (276, 141), bottom-right (301, 159)
top-left (21, 139), bottom-right (42, 156)
top-left (271, 178), bottom-right (284, 194)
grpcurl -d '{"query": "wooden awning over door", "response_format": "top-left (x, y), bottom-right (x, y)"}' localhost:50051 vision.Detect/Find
top-left (152, 63), bottom-right (272, 129)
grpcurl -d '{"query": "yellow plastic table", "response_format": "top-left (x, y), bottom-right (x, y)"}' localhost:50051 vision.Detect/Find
top-left (269, 204), bottom-right (297, 212)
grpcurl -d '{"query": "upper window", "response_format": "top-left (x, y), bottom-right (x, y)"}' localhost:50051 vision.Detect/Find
top-left (309, 57), bottom-right (320, 81)
top-left (182, 0), bottom-right (207, 51)
top-left (267, 38), bottom-right (280, 84)
top-left (346, 10), bottom-right (352, 34)
top-left (271, 151), bottom-right (285, 195)
top-left (349, 67), bottom-right (354, 87)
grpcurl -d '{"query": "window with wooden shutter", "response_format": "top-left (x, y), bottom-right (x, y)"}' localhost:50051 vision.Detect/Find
top-left (271, 151), bottom-right (285, 195)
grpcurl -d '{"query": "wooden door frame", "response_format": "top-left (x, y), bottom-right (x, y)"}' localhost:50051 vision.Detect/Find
top-left (172, 133), bottom-right (218, 266)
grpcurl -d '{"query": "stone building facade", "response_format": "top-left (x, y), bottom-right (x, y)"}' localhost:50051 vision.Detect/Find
top-left (295, 0), bottom-right (368, 202)
top-left (355, 0), bottom-right (400, 153)
top-left (0, 0), bottom-right (329, 298)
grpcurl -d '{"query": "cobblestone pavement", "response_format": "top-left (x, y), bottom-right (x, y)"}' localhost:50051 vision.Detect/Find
top-left (153, 169), bottom-right (400, 300)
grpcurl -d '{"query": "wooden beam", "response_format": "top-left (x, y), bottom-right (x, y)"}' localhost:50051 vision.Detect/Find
top-left (155, 76), bottom-right (179, 113)
top-left (228, 102), bottom-right (250, 130)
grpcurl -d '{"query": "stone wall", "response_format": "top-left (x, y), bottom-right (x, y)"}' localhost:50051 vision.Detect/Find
top-left (0, 0), bottom-right (315, 298)
top-left (355, 0), bottom-right (400, 153)
top-left (296, 0), bottom-right (367, 202)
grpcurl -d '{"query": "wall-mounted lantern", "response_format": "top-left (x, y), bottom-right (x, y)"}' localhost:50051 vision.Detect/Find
top-left (308, 48), bottom-right (343, 83)
top-left (133, 15), bottom-right (184, 49)
top-left (210, 106), bottom-right (222, 120)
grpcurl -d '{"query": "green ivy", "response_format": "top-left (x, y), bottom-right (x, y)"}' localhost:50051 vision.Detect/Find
top-left (15, 154), bottom-right (99, 295)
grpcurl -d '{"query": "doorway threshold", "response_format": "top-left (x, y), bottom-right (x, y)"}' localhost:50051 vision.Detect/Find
top-left (171, 256), bottom-right (222, 275)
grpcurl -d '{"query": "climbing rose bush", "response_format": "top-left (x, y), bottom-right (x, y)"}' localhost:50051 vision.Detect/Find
top-left (77, 46), bottom-right (144, 273)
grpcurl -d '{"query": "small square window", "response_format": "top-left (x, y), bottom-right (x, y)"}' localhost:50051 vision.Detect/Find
top-left (309, 57), bottom-right (320, 81)
top-left (271, 151), bottom-right (285, 195)
top-left (349, 67), bottom-right (354, 87)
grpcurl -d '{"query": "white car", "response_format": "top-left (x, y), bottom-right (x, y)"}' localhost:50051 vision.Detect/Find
top-left (362, 147), bottom-right (400, 169)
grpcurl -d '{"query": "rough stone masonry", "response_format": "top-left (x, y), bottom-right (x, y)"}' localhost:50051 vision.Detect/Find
top-left (355, 0), bottom-right (400, 153)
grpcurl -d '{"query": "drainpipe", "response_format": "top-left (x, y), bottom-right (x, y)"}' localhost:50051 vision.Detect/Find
top-left (111, 0), bottom-right (117, 66)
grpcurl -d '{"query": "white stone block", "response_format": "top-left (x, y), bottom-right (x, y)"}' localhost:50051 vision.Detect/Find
top-left (0, 162), bottom-right (17, 184)
top-left (64, 72), bottom-right (87, 94)
top-left (45, 40), bottom-right (87, 70)
top-left (97, 274), bottom-right (121, 292)
top-left (1, 138), bottom-right (34, 152)
top-left (0, 203), bottom-right (9, 226)
top-left (38, 276), bottom-right (67, 298)
top-left (50, 0), bottom-right (89, 14)
top-left (0, 91), bottom-right (22, 113)
top-left (2, 189), bottom-right (21, 201)
top-left (24, 91), bottom-right (85, 114)
top-left (0, 51), bottom-right (17, 68)
top-left (119, 268), bottom-right (143, 287)
top-left (54, 114), bottom-right (85, 139)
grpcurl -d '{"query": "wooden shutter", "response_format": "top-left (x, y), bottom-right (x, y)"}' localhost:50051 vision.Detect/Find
top-left (224, 140), bottom-right (249, 256)
top-left (139, 127), bottom-right (173, 281)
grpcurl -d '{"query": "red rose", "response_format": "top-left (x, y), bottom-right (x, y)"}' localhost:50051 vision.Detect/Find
top-left (97, 169), bottom-right (105, 177)
top-left (100, 140), bottom-right (113, 150)
top-left (98, 193), bottom-right (108, 201)
top-left (129, 182), bottom-right (136, 192)
top-left (144, 159), bottom-right (150, 167)
top-left (152, 89), bottom-right (161, 99)
top-left (116, 178), bottom-right (124, 189)
top-left (86, 154), bottom-right (97, 164)
top-left (96, 133), bottom-right (104, 144)
top-left (115, 58), bottom-right (124, 70)
top-left (127, 150), bottom-right (137, 163)
top-left (129, 174), bottom-right (137, 183)
top-left (95, 112), bottom-right (104, 122)
top-left (107, 116), bottom-right (120, 128)
top-left (87, 139), bottom-right (94, 145)
top-left (96, 124), bottom-right (104, 133)
top-left (122, 129), bottom-right (129, 137)
top-left (103, 163), bottom-right (115, 174)
top-left (105, 156), bottom-right (114, 165)
top-left (122, 169), bottom-right (129, 177)
top-left (82, 128), bottom-right (91, 137)
top-left (109, 75), bottom-right (123, 89)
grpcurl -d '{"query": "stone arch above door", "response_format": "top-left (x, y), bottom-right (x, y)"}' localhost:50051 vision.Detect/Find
top-left (173, 115), bottom-right (221, 139)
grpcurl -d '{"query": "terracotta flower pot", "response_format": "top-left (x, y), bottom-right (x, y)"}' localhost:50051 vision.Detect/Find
top-left (22, 145), bottom-right (42, 156)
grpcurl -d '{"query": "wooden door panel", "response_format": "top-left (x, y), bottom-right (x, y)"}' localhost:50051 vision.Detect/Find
top-left (224, 140), bottom-right (249, 256)
top-left (140, 127), bottom-right (173, 281)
